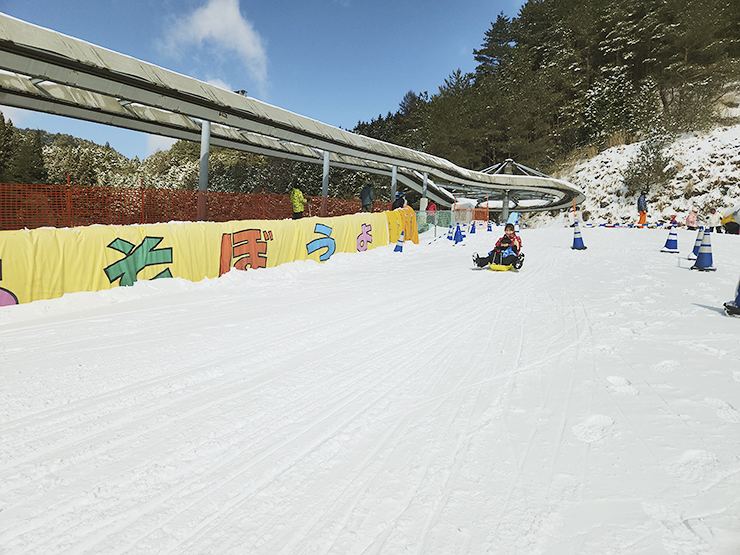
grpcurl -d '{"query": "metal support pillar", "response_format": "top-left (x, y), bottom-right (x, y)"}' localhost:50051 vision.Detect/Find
top-left (391, 166), bottom-right (397, 201)
top-left (197, 120), bottom-right (211, 221)
top-left (321, 150), bottom-right (330, 217)
top-left (419, 172), bottom-right (428, 211)
top-left (502, 189), bottom-right (510, 223)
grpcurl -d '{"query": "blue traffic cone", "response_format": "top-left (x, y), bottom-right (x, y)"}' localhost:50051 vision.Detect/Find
top-left (690, 228), bottom-right (715, 271)
top-left (487, 221), bottom-right (492, 232)
top-left (661, 227), bottom-right (679, 253)
top-left (571, 221), bottom-right (587, 250)
top-left (453, 224), bottom-right (463, 244)
top-left (447, 225), bottom-right (453, 241)
top-left (394, 231), bottom-right (405, 252)
top-left (724, 273), bottom-right (740, 316)
top-left (470, 221), bottom-right (476, 234)
top-left (689, 227), bottom-right (704, 260)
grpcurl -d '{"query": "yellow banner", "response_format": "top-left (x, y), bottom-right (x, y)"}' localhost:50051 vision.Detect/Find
top-left (0, 211), bottom-right (394, 306)
top-left (386, 207), bottom-right (419, 244)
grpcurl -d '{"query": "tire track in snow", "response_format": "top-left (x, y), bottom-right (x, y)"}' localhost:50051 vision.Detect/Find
top-left (2, 270), bottom-right (440, 454)
top-left (488, 254), bottom-right (604, 549)
top-left (158, 294), bottom-right (509, 554)
top-left (4, 294), bottom-right (456, 548)
top-left (4, 260), bottom-right (498, 552)
top-left (147, 250), bottom-right (532, 552)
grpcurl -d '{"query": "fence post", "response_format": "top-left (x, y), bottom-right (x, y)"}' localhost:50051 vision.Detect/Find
top-left (66, 173), bottom-right (72, 228)
top-left (321, 150), bottom-right (330, 217)
top-left (140, 178), bottom-right (144, 224)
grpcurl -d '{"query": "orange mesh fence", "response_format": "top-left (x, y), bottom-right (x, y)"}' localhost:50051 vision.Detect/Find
top-left (473, 208), bottom-right (490, 221)
top-left (0, 183), bottom-right (393, 231)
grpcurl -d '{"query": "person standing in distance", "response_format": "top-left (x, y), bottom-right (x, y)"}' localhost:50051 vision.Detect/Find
top-left (360, 184), bottom-right (374, 213)
top-left (637, 191), bottom-right (648, 228)
top-left (290, 185), bottom-right (309, 219)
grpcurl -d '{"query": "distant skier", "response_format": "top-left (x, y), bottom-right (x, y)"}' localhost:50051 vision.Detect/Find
top-left (472, 223), bottom-right (524, 269)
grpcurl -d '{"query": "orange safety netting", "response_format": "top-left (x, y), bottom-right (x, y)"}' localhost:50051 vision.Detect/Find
top-left (472, 208), bottom-right (490, 221)
top-left (0, 183), bottom-right (392, 231)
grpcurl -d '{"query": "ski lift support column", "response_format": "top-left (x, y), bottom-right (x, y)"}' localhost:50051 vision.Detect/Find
top-left (421, 172), bottom-right (428, 210)
top-left (197, 120), bottom-right (211, 221)
top-left (391, 165), bottom-right (397, 203)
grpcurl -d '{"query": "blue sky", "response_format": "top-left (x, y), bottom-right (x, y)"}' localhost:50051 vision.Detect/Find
top-left (1, 0), bottom-right (524, 160)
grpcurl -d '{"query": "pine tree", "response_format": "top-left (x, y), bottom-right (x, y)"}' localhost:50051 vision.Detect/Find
top-left (72, 149), bottom-right (97, 187)
top-left (622, 136), bottom-right (677, 196)
top-left (7, 129), bottom-right (48, 184)
top-left (26, 130), bottom-right (48, 183)
top-left (0, 113), bottom-right (19, 183)
top-left (474, 13), bottom-right (513, 79)
top-left (426, 70), bottom-right (485, 168)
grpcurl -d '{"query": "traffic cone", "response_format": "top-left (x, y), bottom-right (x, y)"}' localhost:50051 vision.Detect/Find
top-left (447, 225), bottom-right (453, 241)
top-left (394, 231), bottom-right (405, 252)
top-left (690, 228), bottom-right (715, 271)
top-left (571, 221), bottom-right (587, 250)
top-left (470, 221), bottom-right (476, 234)
top-left (724, 273), bottom-right (740, 316)
top-left (453, 224), bottom-right (463, 244)
top-left (661, 227), bottom-right (679, 253)
top-left (487, 221), bottom-right (492, 232)
top-left (689, 227), bottom-right (704, 260)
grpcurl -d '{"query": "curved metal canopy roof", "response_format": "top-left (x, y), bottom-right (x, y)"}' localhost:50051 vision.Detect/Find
top-left (0, 13), bottom-right (584, 211)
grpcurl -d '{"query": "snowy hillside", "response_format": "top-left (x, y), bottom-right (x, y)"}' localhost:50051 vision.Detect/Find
top-left (529, 124), bottom-right (740, 228)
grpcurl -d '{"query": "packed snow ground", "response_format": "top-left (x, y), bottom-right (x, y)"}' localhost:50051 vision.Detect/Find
top-left (1, 225), bottom-right (740, 554)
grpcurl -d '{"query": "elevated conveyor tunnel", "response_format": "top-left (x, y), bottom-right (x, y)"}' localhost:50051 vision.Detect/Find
top-left (0, 13), bottom-right (585, 215)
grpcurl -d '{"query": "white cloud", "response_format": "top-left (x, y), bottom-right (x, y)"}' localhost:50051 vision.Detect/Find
top-left (147, 134), bottom-right (177, 156)
top-left (0, 105), bottom-right (32, 125)
top-left (205, 78), bottom-right (233, 92)
top-left (162, 0), bottom-right (267, 95)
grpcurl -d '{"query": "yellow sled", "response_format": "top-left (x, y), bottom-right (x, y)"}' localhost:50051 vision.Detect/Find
top-left (488, 263), bottom-right (517, 272)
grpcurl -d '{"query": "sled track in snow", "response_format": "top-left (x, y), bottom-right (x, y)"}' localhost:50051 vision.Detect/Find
top-left (3, 228), bottom-right (740, 554)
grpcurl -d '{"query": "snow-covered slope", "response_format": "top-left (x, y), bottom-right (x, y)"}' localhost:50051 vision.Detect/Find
top-left (530, 124), bottom-right (740, 228)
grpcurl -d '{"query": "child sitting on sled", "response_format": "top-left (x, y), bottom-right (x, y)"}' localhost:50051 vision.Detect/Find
top-left (473, 223), bottom-right (524, 269)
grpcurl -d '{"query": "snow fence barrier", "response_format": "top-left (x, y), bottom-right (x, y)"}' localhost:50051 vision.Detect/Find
top-left (0, 207), bottom-right (417, 306)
